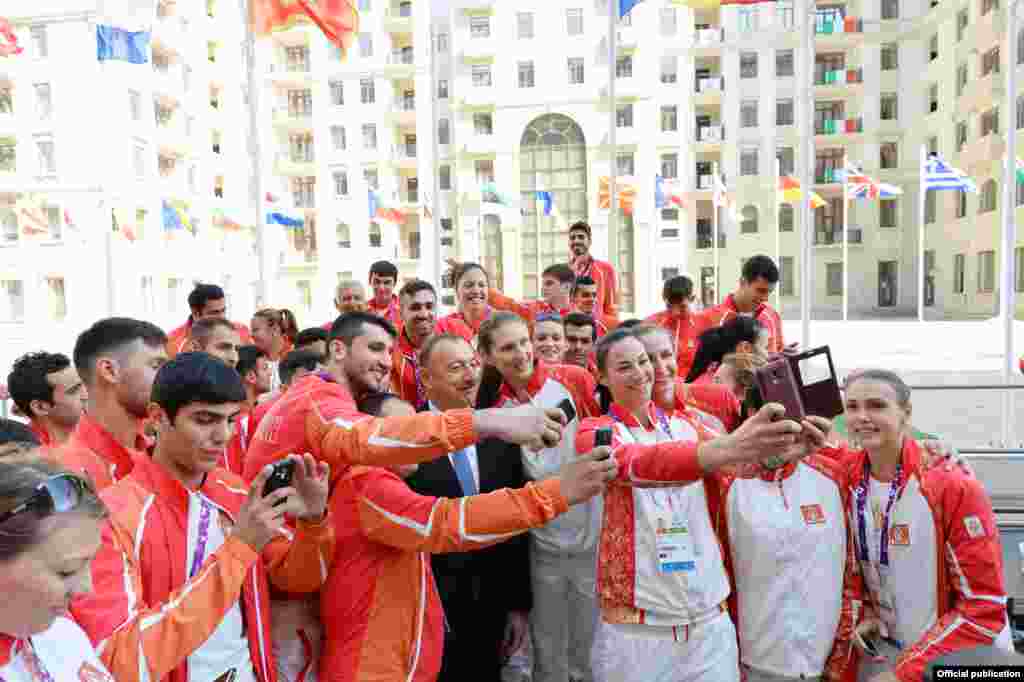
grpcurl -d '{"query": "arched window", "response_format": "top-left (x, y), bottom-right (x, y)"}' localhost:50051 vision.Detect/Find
top-left (369, 222), bottom-right (382, 247)
top-left (741, 205), bottom-right (759, 233)
top-left (979, 179), bottom-right (998, 213)
top-left (778, 203), bottom-right (794, 232)
top-left (336, 222), bottom-right (351, 248)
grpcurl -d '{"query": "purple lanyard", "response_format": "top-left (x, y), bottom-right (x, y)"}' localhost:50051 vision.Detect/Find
top-left (13, 640), bottom-right (55, 682)
top-left (610, 407), bottom-right (672, 439)
top-left (189, 496), bottom-right (214, 580)
top-left (408, 355), bottom-right (426, 410)
top-left (855, 460), bottom-right (902, 567)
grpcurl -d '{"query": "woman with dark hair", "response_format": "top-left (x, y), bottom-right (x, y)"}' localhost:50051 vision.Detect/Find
top-left (685, 316), bottom-right (769, 384)
top-left (437, 262), bottom-right (491, 345)
top-left (0, 456), bottom-right (113, 682)
top-left (251, 308), bottom-right (300, 392)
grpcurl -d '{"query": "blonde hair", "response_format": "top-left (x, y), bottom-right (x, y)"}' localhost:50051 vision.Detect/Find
top-left (720, 352), bottom-right (766, 391)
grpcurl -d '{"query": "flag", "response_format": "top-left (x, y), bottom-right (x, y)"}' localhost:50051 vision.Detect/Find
top-left (161, 200), bottom-right (185, 238)
top-left (112, 207), bottom-right (138, 242)
top-left (212, 209), bottom-right (243, 231)
top-left (778, 175), bottom-right (827, 209)
top-left (655, 175), bottom-right (688, 210)
top-left (265, 191), bottom-right (280, 203)
top-left (254, 0), bottom-right (359, 57)
top-left (481, 181), bottom-right (512, 206)
top-left (369, 189), bottom-right (404, 224)
top-left (619, 0), bottom-right (644, 17)
top-left (1016, 158), bottom-right (1024, 184)
top-left (536, 190), bottom-right (557, 217)
top-left (267, 211), bottom-right (303, 229)
top-left (712, 174), bottom-right (740, 220)
top-left (15, 195), bottom-right (48, 236)
top-left (0, 18), bottom-right (22, 57)
top-left (598, 176), bottom-right (638, 215)
top-left (839, 162), bottom-right (903, 200)
top-left (63, 209), bottom-right (79, 234)
top-left (923, 154), bottom-right (977, 192)
top-left (96, 0), bottom-right (153, 64)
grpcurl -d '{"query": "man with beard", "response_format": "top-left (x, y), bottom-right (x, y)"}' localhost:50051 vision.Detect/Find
top-left (392, 279), bottom-right (442, 410)
top-left (7, 351), bottom-right (88, 447)
top-left (563, 312), bottom-right (598, 372)
top-left (406, 334), bottom-right (533, 681)
top-left (568, 221), bottom-right (619, 319)
top-left (56, 317), bottom-right (168, 490)
top-left (184, 317), bottom-right (243, 368)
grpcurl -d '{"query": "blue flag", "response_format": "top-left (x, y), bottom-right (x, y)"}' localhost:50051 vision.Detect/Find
top-left (267, 212), bottom-right (304, 229)
top-left (97, 25), bottom-right (150, 64)
top-left (536, 190), bottom-right (554, 216)
top-left (619, 0), bottom-right (644, 18)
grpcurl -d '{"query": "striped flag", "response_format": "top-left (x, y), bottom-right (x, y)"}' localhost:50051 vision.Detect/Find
top-left (1015, 158), bottom-right (1024, 184)
top-left (368, 189), bottom-right (404, 224)
top-left (15, 194), bottom-right (48, 236)
top-left (254, 0), bottom-right (359, 57)
top-left (0, 18), bottom-right (23, 57)
top-left (712, 173), bottom-right (740, 220)
top-left (655, 175), bottom-right (688, 210)
top-left (840, 162), bottom-right (903, 200)
top-left (778, 175), bottom-right (827, 209)
top-left (923, 154), bottom-right (977, 192)
top-left (598, 176), bottom-right (638, 215)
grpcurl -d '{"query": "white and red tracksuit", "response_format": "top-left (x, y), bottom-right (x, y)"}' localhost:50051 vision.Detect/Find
top-left (1, 618), bottom-right (115, 682)
top-left (825, 438), bottom-right (1012, 682)
top-left (576, 403), bottom-right (739, 682)
top-left (493, 361), bottom-right (602, 682)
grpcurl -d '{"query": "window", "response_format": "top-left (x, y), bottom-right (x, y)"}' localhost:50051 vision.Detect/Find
top-left (778, 203), bottom-right (794, 231)
top-left (776, 49), bottom-right (794, 77)
top-left (881, 0), bottom-right (899, 19)
top-left (1, 280), bottom-right (24, 321)
top-left (927, 83), bottom-right (938, 114)
top-left (330, 81), bottom-right (343, 105)
top-left (473, 112), bottom-right (493, 135)
top-left (879, 142), bottom-right (898, 169)
top-left (358, 33), bottom-right (372, 57)
top-left (776, 3), bottom-right (794, 28)
top-left (362, 123), bottom-right (376, 149)
top-left (292, 177), bottom-right (315, 208)
top-left (956, 63), bottom-right (968, 97)
top-left (978, 250), bottom-right (996, 293)
top-left (330, 125), bottom-right (346, 151)
top-left (438, 118), bottom-right (450, 144)
top-left (661, 153), bottom-right (678, 179)
top-left (924, 190), bottom-right (936, 223)
top-left (0, 87), bottom-right (11, 114)
top-left (472, 65), bottom-right (492, 87)
top-left (927, 136), bottom-right (938, 156)
top-left (879, 199), bottom-right (897, 227)
top-left (1018, 178), bottom-right (1024, 207)
top-left (368, 223), bottom-right (382, 248)
top-left (617, 153), bottom-right (635, 176)
top-left (475, 159), bottom-right (495, 183)
top-left (0, 139), bottom-right (14, 172)
top-left (36, 139), bottom-right (55, 175)
top-left (981, 108), bottom-right (1000, 136)
top-left (881, 42), bottom-right (898, 70)
top-left (30, 26), bottom-right (48, 58)
top-left (567, 8), bottom-right (583, 35)
top-left (928, 34), bottom-right (938, 61)
top-left (957, 9), bottom-right (969, 41)
top-left (956, 121), bottom-right (968, 151)
top-left (34, 84), bottom-right (51, 120)
top-left (470, 15), bottom-right (490, 38)
top-left (129, 90), bottom-right (141, 121)
top-left (437, 32), bottom-right (448, 52)
top-left (880, 93), bottom-right (898, 121)
top-left (660, 56), bottom-right (678, 83)
top-left (826, 263), bottom-right (843, 296)
top-left (956, 189), bottom-right (968, 217)
top-left (776, 99), bottom-right (794, 125)
top-left (568, 58), bottom-right (584, 84)
top-left (440, 165), bottom-right (451, 190)
top-left (777, 147), bottom-right (795, 175)
top-left (982, 0), bottom-right (998, 15)
top-left (517, 12), bottom-right (534, 39)
top-left (518, 61), bottom-right (535, 88)
top-left (661, 105), bottom-right (677, 132)
top-left (1018, 96), bottom-right (1024, 129)
top-left (982, 48), bottom-right (1000, 77)
top-left (740, 205), bottom-right (759, 233)
top-left (738, 7), bottom-right (758, 32)
top-left (364, 168), bottom-right (379, 189)
top-left (188, 165), bottom-right (196, 192)
top-left (437, 79), bottom-right (448, 98)
top-left (333, 169), bottom-right (348, 196)
top-left (780, 257), bottom-right (795, 296)
top-left (979, 179), bottom-right (998, 213)
top-left (660, 7), bottom-right (678, 34)
top-left (740, 52), bottom-right (758, 78)
top-left (741, 100), bottom-right (758, 127)
top-left (953, 253), bottom-right (966, 293)
top-left (207, 41), bottom-right (217, 63)
top-left (616, 103), bottom-right (633, 127)
top-left (616, 56), bottom-right (633, 79)
top-left (1019, 28), bottom-right (1024, 65)
top-left (661, 209), bottom-right (679, 223)
top-left (360, 78), bottom-right (375, 103)
top-left (740, 148), bottom-right (759, 176)
top-left (0, 209), bottom-right (14, 241)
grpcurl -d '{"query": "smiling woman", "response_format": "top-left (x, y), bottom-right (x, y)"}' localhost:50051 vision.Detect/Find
top-left (0, 456), bottom-right (114, 682)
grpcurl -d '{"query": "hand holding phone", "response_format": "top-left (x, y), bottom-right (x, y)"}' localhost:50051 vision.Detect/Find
top-left (556, 398), bottom-right (577, 425)
top-left (262, 458), bottom-right (296, 507)
top-left (594, 427), bottom-right (613, 448)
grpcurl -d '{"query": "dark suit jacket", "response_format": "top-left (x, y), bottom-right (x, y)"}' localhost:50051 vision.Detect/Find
top-left (405, 435), bottom-right (532, 681)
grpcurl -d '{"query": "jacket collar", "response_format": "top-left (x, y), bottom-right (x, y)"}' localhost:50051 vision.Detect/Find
top-left (608, 401), bottom-right (662, 432)
top-left (0, 634), bottom-right (17, 667)
top-left (848, 437), bottom-right (922, 488)
top-left (72, 413), bottom-right (149, 474)
top-left (724, 293), bottom-right (766, 319)
top-left (498, 359), bottom-right (549, 403)
top-left (28, 420), bottom-right (53, 447)
top-left (397, 327), bottom-right (420, 359)
top-left (130, 452), bottom-right (239, 514)
top-left (756, 460), bottom-right (799, 483)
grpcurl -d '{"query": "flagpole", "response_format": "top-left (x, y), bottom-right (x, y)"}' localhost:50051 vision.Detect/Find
top-left (918, 144), bottom-right (926, 322)
top-left (430, 23), bottom-right (442, 289)
top-left (842, 151), bottom-right (849, 321)
top-left (243, 0), bottom-right (270, 308)
top-left (1000, 0), bottom-right (1018, 445)
top-left (607, 0), bottom-right (618, 298)
top-left (713, 162), bottom-right (720, 303)
top-left (774, 158), bottom-right (781, 312)
top-left (799, 0), bottom-right (813, 347)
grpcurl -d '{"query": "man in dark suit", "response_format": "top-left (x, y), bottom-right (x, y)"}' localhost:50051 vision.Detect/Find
top-left (406, 333), bottom-right (532, 682)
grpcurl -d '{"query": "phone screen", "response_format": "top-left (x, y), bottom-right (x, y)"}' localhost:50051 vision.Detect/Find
top-left (594, 428), bottom-right (612, 447)
top-left (798, 353), bottom-right (831, 385)
top-left (557, 398), bottom-right (577, 424)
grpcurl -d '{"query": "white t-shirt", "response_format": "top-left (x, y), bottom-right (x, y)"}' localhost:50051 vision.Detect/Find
top-left (0, 617), bottom-right (114, 682)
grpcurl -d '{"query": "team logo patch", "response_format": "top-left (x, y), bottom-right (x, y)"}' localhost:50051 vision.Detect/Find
top-left (801, 504), bottom-right (825, 525)
top-left (889, 524), bottom-right (911, 546)
top-left (78, 661), bottom-right (115, 682)
top-left (964, 515), bottom-right (986, 538)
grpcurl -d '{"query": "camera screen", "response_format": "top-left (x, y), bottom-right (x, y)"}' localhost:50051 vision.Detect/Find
top-left (798, 354), bottom-right (832, 386)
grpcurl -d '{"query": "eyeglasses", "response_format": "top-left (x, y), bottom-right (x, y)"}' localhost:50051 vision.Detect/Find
top-left (0, 474), bottom-right (89, 525)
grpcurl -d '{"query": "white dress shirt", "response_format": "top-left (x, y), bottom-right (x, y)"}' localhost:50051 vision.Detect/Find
top-left (429, 401), bottom-right (479, 492)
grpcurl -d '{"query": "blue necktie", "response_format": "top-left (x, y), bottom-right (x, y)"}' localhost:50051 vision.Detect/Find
top-left (452, 448), bottom-right (478, 496)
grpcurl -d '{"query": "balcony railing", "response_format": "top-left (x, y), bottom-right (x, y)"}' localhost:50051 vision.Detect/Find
top-left (293, 193), bottom-right (315, 209)
top-left (694, 27), bottom-right (723, 45)
top-left (389, 49), bottom-right (415, 65)
top-left (815, 15), bottom-right (863, 33)
top-left (814, 227), bottom-right (862, 245)
top-left (815, 168), bottom-right (841, 183)
top-left (696, 174), bottom-right (714, 190)
top-left (697, 125), bottom-right (724, 142)
top-left (815, 117), bottom-right (863, 134)
top-left (696, 233), bottom-right (727, 249)
top-left (814, 68), bottom-right (863, 85)
top-left (696, 76), bottom-right (724, 93)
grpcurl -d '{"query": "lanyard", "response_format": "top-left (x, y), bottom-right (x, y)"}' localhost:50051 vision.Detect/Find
top-left (189, 496), bottom-right (215, 580)
top-left (855, 460), bottom-right (902, 566)
top-left (406, 355), bottom-right (426, 410)
top-left (610, 407), bottom-right (673, 441)
top-left (7, 640), bottom-right (56, 682)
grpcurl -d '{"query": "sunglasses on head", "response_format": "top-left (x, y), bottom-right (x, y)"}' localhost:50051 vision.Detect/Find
top-left (535, 312), bottom-right (563, 324)
top-left (0, 473), bottom-right (89, 525)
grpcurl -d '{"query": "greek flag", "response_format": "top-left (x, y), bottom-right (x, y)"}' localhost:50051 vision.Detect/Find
top-left (923, 154), bottom-right (977, 192)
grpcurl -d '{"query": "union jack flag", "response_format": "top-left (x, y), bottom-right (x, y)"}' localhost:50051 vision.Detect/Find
top-left (839, 162), bottom-right (903, 200)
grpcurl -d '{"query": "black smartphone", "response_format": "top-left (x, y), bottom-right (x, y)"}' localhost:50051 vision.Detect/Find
top-left (263, 458), bottom-right (295, 506)
top-left (557, 397), bottom-right (577, 425)
top-left (595, 427), bottom-right (613, 447)
top-left (860, 635), bottom-right (880, 657)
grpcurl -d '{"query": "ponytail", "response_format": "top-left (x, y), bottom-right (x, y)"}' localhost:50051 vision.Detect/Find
top-left (476, 364), bottom-right (505, 409)
top-left (254, 308), bottom-right (300, 344)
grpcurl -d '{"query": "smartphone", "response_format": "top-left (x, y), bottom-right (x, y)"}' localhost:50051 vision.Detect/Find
top-left (860, 635), bottom-right (880, 658)
top-left (557, 397), bottom-right (577, 425)
top-left (754, 358), bottom-right (806, 421)
top-left (594, 427), bottom-right (613, 447)
top-left (262, 458), bottom-right (295, 505)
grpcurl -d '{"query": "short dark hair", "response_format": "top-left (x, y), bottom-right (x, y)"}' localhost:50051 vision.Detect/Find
top-left (187, 283), bottom-right (226, 312)
top-left (73, 318), bottom-right (167, 385)
top-left (279, 349), bottom-right (324, 386)
top-left (418, 333), bottom-right (470, 369)
top-left (399, 279), bottom-right (437, 301)
top-left (294, 327), bottom-right (328, 350)
top-left (572, 275), bottom-right (597, 297)
top-left (151, 352), bottom-right (247, 422)
top-left (542, 263), bottom-right (575, 286)
top-left (235, 345), bottom-right (267, 378)
top-left (8, 352), bottom-right (72, 417)
top-left (452, 262), bottom-right (489, 289)
top-left (595, 327), bottom-right (638, 374)
top-left (568, 221), bottom-right (591, 238)
top-left (663, 275), bottom-right (694, 301)
top-left (618, 318), bottom-right (644, 329)
top-left (329, 312), bottom-right (398, 348)
top-left (356, 391), bottom-right (406, 417)
top-left (369, 261), bottom-right (399, 281)
top-left (0, 418), bottom-right (41, 447)
top-left (741, 255), bottom-right (780, 285)
top-left (188, 318), bottom-right (237, 347)
top-left (564, 312), bottom-right (598, 341)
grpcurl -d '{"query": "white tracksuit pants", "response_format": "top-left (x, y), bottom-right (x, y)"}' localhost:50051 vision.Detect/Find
top-left (529, 544), bottom-right (599, 682)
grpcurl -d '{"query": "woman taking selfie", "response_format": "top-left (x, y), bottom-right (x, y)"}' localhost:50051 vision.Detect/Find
top-left (0, 457), bottom-right (112, 682)
top-left (685, 316), bottom-right (769, 384)
top-left (826, 370), bottom-right (1011, 682)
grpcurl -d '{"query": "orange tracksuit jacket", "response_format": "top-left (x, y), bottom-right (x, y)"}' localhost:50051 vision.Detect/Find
top-left (54, 414), bottom-right (151, 491)
top-left (645, 310), bottom-right (699, 378)
top-left (166, 319), bottom-right (252, 359)
top-left (69, 454), bottom-right (334, 682)
top-left (693, 294), bottom-right (785, 355)
top-left (320, 466), bottom-right (568, 682)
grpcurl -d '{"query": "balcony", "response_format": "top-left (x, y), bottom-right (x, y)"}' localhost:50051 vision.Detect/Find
top-left (153, 14), bottom-right (186, 52)
top-left (454, 0), bottom-right (495, 10)
top-left (391, 146), bottom-right (418, 169)
top-left (459, 37), bottom-right (496, 62)
top-left (274, 152), bottom-right (316, 176)
top-left (814, 117), bottom-right (864, 145)
top-left (814, 226), bottom-right (863, 246)
top-left (600, 78), bottom-right (644, 100)
top-left (696, 233), bottom-right (727, 249)
top-left (389, 98), bottom-right (417, 126)
top-left (692, 26), bottom-right (723, 49)
top-left (293, 193), bottom-right (316, 210)
top-left (383, 49), bottom-right (416, 78)
top-left (282, 240), bottom-right (318, 266)
top-left (383, 4), bottom-right (414, 32)
top-left (814, 168), bottom-right (843, 186)
top-left (696, 125), bottom-right (724, 151)
top-left (155, 121), bottom-right (190, 157)
top-left (695, 76), bottom-right (724, 104)
top-left (460, 135), bottom-right (497, 156)
top-left (814, 68), bottom-right (863, 94)
top-left (272, 107), bottom-right (313, 130)
top-left (696, 174), bottom-right (714, 191)
top-left (152, 65), bottom-right (184, 106)
top-left (814, 15), bottom-right (863, 46)
top-left (959, 134), bottom-right (1005, 174)
top-left (969, 8), bottom-right (999, 51)
top-left (958, 72), bottom-right (1004, 115)
top-left (457, 86), bottom-right (496, 110)
top-left (268, 60), bottom-right (312, 87)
